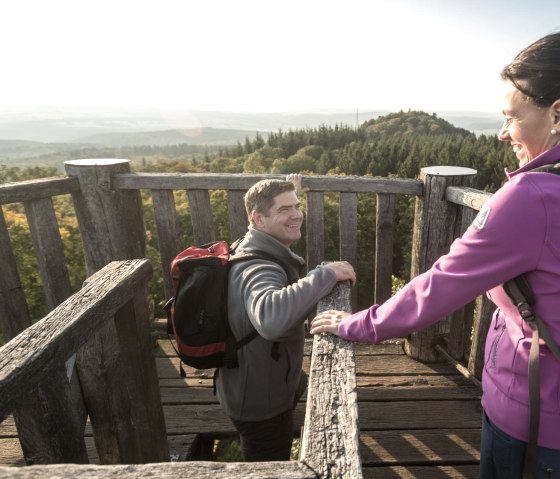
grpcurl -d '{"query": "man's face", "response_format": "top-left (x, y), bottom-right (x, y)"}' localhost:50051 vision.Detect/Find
top-left (252, 191), bottom-right (303, 247)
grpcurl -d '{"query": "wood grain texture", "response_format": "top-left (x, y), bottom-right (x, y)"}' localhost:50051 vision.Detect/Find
top-left (300, 281), bottom-right (362, 479)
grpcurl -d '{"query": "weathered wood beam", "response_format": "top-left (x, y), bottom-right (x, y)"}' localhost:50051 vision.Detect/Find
top-left (300, 281), bottom-right (362, 479)
top-left (113, 172), bottom-right (423, 195)
top-left (0, 462), bottom-right (317, 478)
top-left (0, 177), bottom-right (80, 205)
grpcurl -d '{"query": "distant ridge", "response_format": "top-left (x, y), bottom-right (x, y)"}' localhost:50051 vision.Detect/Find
top-left (72, 127), bottom-right (260, 147)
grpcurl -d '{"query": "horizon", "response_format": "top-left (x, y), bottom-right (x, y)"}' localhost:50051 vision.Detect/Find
top-left (2, 0), bottom-right (559, 117)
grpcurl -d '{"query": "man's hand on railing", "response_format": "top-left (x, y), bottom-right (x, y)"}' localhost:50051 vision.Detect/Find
top-left (309, 309), bottom-right (351, 336)
top-left (324, 261), bottom-right (356, 286)
top-left (286, 173), bottom-right (310, 195)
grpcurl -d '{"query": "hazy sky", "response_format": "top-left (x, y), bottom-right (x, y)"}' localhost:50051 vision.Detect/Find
top-left (2, 0), bottom-right (559, 115)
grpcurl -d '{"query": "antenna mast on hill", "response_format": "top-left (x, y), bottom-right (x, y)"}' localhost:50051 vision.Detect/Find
top-left (356, 108), bottom-right (359, 129)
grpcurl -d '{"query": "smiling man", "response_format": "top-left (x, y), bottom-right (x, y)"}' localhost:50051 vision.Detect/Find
top-left (214, 178), bottom-right (355, 462)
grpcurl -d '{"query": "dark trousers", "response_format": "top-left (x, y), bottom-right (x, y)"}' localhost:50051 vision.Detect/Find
top-left (480, 411), bottom-right (560, 478)
top-left (231, 408), bottom-right (294, 462)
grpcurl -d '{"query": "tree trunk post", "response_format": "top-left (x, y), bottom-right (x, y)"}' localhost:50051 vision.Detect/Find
top-left (64, 159), bottom-right (145, 275)
top-left (405, 166), bottom-right (476, 362)
top-left (63, 160), bottom-right (168, 462)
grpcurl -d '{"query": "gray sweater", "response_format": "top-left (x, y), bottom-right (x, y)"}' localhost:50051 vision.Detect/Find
top-left (215, 228), bottom-right (337, 421)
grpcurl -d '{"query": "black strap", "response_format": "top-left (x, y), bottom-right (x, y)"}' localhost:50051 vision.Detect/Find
top-left (226, 240), bottom-right (297, 359)
top-left (530, 162), bottom-right (560, 174)
top-left (503, 276), bottom-right (560, 478)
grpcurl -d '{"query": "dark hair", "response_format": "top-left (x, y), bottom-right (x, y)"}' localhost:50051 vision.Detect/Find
top-left (501, 32), bottom-right (560, 107)
top-left (244, 179), bottom-right (295, 225)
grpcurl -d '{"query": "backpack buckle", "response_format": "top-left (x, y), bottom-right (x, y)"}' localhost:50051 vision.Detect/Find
top-left (517, 302), bottom-right (535, 322)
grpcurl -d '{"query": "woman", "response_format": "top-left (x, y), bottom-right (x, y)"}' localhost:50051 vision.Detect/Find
top-left (311, 32), bottom-right (560, 478)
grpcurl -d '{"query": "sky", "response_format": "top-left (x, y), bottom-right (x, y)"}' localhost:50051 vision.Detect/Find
top-left (1, 0), bottom-right (560, 116)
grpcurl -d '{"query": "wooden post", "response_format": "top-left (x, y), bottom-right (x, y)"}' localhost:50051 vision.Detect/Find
top-left (64, 159), bottom-right (145, 276)
top-left (405, 166), bottom-right (476, 362)
top-left (306, 192), bottom-right (325, 271)
top-left (0, 210), bottom-right (31, 339)
top-left (375, 194), bottom-right (395, 305)
top-left (64, 160), bottom-right (167, 462)
top-left (1, 204), bottom-right (88, 465)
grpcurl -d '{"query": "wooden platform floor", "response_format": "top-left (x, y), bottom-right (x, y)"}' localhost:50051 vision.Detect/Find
top-left (0, 337), bottom-right (483, 478)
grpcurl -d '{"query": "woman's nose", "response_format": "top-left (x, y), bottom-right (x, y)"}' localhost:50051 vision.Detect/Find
top-left (498, 125), bottom-right (510, 141)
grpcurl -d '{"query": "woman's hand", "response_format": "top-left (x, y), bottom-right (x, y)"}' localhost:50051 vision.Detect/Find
top-left (309, 309), bottom-right (350, 335)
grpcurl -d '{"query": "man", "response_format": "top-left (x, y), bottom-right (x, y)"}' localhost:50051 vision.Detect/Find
top-left (215, 178), bottom-right (356, 462)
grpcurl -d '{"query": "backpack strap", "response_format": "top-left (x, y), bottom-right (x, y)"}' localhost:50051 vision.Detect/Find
top-left (529, 162), bottom-right (560, 174)
top-left (226, 246), bottom-right (295, 363)
top-left (503, 276), bottom-right (560, 478)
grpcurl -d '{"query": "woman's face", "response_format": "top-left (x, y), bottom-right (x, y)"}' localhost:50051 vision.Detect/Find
top-left (498, 81), bottom-right (560, 167)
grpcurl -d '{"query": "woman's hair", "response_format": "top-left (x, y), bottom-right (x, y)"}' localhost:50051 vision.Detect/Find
top-left (501, 32), bottom-right (560, 107)
top-left (244, 179), bottom-right (295, 225)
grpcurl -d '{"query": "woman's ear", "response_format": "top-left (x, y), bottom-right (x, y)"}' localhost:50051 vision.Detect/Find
top-left (552, 99), bottom-right (560, 127)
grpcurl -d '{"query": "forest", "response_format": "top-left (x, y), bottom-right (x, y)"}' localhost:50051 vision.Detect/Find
top-left (1, 110), bottom-right (515, 326)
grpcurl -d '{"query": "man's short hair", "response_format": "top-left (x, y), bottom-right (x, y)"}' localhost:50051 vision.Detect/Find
top-left (244, 179), bottom-right (295, 225)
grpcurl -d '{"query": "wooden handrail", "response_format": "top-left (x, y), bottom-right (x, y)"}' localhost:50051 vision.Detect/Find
top-left (0, 461), bottom-right (318, 478)
top-left (300, 281), bottom-right (362, 479)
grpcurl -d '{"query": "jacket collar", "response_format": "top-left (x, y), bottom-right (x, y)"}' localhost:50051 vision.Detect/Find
top-left (506, 143), bottom-right (560, 179)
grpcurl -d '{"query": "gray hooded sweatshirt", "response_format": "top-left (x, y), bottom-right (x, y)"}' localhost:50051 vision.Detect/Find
top-left (215, 228), bottom-right (338, 421)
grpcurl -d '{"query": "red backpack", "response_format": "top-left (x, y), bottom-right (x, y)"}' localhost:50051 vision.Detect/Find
top-left (164, 240), bottom-right (287, 371)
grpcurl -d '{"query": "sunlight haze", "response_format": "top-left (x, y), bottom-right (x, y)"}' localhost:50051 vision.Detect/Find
top-left (1, 0), bottom-right (560, 115)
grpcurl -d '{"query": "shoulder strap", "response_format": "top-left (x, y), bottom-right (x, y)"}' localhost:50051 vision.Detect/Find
top-left (529, 162), bottom-right (560, 174)
top-left (226, 244), bottom-right (293, 354)
top-left (503, 275), bottom-right (560, 478)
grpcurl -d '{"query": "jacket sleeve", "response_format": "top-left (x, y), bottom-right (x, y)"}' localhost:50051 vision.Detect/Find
top-left (241, 261), bottom-right (338, 341)
top-left (339, 174), bottom-right (547, 343)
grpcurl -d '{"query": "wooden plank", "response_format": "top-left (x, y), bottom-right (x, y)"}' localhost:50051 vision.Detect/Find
top-left (446, 186), bottom-right (492, 211)
top-left (0, 209), bottom-right (32, 340)
top-left (158, 377), bottom-right (479, 405)
top-left (0, 438), bottom-right (24, 466)
top-left (160, 403), bottom-right (306, 436)
top-left (153, 337), bottom-right (406, 358)
top-left (23, 197), bottom-right (72, 310)
top-left (155, 354), bottom-right (458, 379)
top-left (363, 465), bottom-right (479, 479)
top-left (357, 400), bottom-right (482, 430)
top-left (114, 172), bottom-right (424, 195)
top-left (227, 190), bottom-right (248, 241)
top-left (339, 192), bottom-right (358, 308)
top-left (187, 189), bottom-right (214, 245)
top-left (0, 461), bottom-right (318, 479)
top-left (150, 189), bottom-right (180, 300)
top-left (375, 194), bottom-right (395, 304)
top-left (359, 429), bottom-right (480, 465)
top-left (306, 192), bottom-right (324, 270)
top-left (0, 177), bottom-right (79, 205)
top-left (0, 259), bottom-right (152, 422)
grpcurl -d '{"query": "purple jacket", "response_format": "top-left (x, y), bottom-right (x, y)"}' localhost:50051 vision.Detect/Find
top-left (338, 144), bottom-right (560, 449)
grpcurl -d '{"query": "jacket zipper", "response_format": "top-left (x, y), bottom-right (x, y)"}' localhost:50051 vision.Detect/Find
top-left (491, 324), bottom-right (506, 369)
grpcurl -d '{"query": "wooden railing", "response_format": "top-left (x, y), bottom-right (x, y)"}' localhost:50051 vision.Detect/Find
top-left (0, 159), bottom-right (496, 476)
top-left (0, 260), bottom-right (168, 466)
